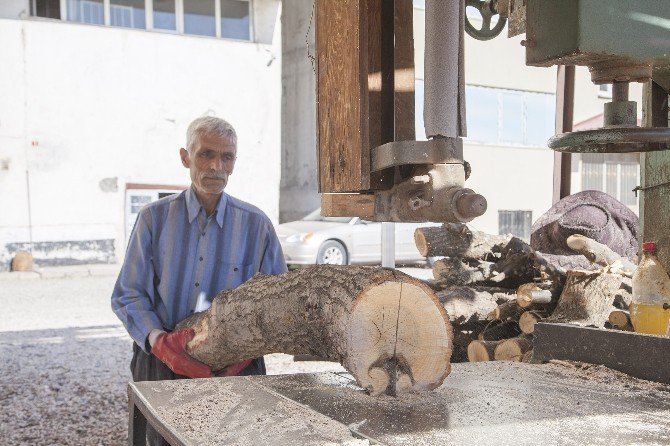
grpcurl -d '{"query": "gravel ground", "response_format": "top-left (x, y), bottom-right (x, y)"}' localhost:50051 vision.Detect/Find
top-left (0, 273), bottom-right (344, 445)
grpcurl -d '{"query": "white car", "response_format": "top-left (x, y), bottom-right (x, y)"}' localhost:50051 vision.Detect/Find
top-left (277, 209), bottom-right (436, 266)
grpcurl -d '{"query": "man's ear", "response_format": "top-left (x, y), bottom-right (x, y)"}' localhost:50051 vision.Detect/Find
top-left (179, 148), bottom-right (190, 168)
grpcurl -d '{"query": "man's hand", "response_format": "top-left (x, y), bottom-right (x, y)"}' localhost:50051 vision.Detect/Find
top-left (151, 329), bottom-right (213, 379)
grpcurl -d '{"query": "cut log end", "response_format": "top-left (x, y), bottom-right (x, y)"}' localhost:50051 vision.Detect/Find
top-left (346, 280), bottom-right (453, 395)
top-left (494, 338), bottom-right (533, 362)
top-left (467, 340), bottom-right (500, 362)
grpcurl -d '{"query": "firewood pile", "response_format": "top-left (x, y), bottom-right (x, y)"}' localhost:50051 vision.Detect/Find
top-left (414, 224), bottom-right (634, 363)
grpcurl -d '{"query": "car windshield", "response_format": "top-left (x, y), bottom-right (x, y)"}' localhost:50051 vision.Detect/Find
top-left (302, 209), bottom-right (353, 224)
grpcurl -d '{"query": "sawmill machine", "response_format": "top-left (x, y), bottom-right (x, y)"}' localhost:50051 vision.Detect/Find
top-left (318, 0), bottom-right (670, 270)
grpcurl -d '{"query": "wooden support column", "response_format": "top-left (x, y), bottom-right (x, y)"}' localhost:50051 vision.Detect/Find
top-left (640, 80), bottom-right (670, 270)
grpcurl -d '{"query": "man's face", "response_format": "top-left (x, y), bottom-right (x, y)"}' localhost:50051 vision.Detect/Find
top-left (180, 133), bottom-right (237, 198)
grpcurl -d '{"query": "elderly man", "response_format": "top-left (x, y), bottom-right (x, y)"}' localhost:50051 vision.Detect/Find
top-left (112, 116), bottom-right (287, 444)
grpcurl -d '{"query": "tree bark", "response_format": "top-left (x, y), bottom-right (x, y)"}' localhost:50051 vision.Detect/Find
top-left (516, 283), bottom-right (553, 308)
top-left (414, 223), bottom-right (510, 259)
top-left (432, 257), bottom-right (495, 286)
top-left (176, 265), bottom-right (453, 396)
top-left (488, 301), bottom-right (525, 322)
top-left (436, 286), bottom-right (516, 326)
top-left (478, 320), bottom-right (522, 341)
top-left (544, 270), bottom-right (624, 327)
top-left (566, 235), bottom-right (637, 276)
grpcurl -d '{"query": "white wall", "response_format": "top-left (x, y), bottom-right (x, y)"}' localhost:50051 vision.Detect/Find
top-left (0, 16), bottom-right (281, 267)
top-left (0, 0), bottom-right (28, 19)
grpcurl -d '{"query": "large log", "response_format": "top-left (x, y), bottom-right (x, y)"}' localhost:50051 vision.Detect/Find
top-left (177, 266), bottom-right (453, 396)
top-left (494, 337), bottom-right (533, 361)
top-left (414, 223), bottom-right (510, 259)
top-left (544, 270), bottom-right (624, 327)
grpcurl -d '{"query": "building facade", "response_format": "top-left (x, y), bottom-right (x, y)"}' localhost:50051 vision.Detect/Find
top-left (0, 0), bottom-right (282, 269)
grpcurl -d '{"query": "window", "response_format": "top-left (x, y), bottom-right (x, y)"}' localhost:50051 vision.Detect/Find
top-left (31, 0), bottom-right (61, 19)
top-left (221, 0), bottom-right (250, 40)
top-left (67, 0), bottom-right (104, 24)
top-left (184, 0), bottom-right (216, 37)
top-left (466, 85), bottom-right (555, 147)
top-left (499, 211), bottom-right (532, 239)
top-left (414, 82), bottom-right (555, 146)
top-left (153, 0), bottom-right (176, 31)
top-left (580, 153), bottom-right (639, 207)
top-left (110, 0), bottom-right (145, 29)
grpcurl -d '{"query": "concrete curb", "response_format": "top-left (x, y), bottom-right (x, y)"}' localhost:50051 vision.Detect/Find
top-left (0, 264), bottom-right (121, 280)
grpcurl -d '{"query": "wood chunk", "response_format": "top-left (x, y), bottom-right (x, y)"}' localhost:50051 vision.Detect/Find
top-left (436, 286), bottom-right (516, 325)
top-left (544, 270), bottom-right (624, 327)
top-left (414, 223), bottom-right (510, 259)
top-left (478, 320), bottom-right (522, 341)
top-left (432, 257), bottom-right (494, 285)
top-left (467, 340), bottom-right (500, 362)
top-left (609, 310), bottom-right (633, 331)
top-left (177, 266), bottom-right (453, 396)
top-left (516, 283), bottom-right (553, 308)
top-left (566, 234), bottom-right (637, 276)
top-left (519, 310), bottom-right (546, 334)
top-left (494, 337), bottom-right (533, 361)
top-left (488, 301), bottom-right (525, 322)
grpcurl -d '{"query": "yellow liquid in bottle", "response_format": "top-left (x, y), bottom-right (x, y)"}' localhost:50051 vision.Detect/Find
top-left (629, 303), bottom-right (670, 336)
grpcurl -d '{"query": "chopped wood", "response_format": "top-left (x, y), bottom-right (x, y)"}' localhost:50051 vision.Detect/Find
top-left (488, 301), bottom-right (525, 322)
top-left (494, 337), bottom-right (533, 361)
top-left (519, 310), bottom-right (546, 334)
top-left (177, 266), bottom-right (453, 396)
top-left (436, 286), bottom-right (516, 326)
top-left (478, 320), bottom-right (522, 341)
top-left (467, 340), bottom-right (501, 362)
top-left (544, 270), bottom-right (624, 327)
top-left (414, 223), bottom-right (510, 259)
top-left (609, 310), bottom-right (633, 331)
top-left (516, 283), bottom-right (553, 308)
top-left (432, 257), bottom-right (495, 285)
top-left (566, 234), bottom-right (637, 277)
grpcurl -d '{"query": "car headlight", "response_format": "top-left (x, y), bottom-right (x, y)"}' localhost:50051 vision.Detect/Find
top-left (286, 233), bottom-right (313, 243)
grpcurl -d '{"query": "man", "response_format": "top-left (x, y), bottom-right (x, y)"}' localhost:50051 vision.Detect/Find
top-left (111, 116), bottom-right (287, 445)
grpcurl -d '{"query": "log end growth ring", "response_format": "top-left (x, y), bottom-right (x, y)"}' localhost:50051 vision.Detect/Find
top-left (346, 280), bottom-right (453, 396)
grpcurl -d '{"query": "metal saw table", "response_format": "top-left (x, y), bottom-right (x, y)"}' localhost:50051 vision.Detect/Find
top-left (128, 362), bottom-right (670, 446)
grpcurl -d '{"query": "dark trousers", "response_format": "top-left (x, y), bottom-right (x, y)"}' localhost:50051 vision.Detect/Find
top-left (130, 343), bottom-right (266, 446)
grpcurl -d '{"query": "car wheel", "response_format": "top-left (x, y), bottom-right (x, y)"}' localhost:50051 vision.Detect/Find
top-left (317, 241), bottom-right (348, 265)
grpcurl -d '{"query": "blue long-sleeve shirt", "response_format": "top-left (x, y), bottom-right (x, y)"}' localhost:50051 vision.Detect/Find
top-left (111, 186), bottom-right (287, 353)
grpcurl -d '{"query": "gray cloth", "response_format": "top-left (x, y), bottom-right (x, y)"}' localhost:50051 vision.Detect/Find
top-left (130, 344), bottom-right (266, 446)
top-left (530, 190), bottom-right (639, 270)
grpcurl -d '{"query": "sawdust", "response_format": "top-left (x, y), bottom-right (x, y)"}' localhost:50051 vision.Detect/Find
top-left (153, 379), bottom-right (370, 446)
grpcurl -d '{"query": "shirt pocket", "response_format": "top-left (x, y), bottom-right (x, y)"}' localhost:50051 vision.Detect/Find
top-left (217, 261), bottom-right (256, 290)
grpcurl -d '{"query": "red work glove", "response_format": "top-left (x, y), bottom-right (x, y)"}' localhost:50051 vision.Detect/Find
top-left (152, 329), bottom-right (213, 379)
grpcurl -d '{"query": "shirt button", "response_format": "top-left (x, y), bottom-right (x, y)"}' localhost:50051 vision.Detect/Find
top-left (195, 282), bottom-right (200, 287)
top-left (199, 257), bottom-right (203, 261)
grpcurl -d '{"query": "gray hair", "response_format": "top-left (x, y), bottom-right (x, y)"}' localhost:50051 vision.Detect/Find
top-left (186, 116), bottom-right (237, 152)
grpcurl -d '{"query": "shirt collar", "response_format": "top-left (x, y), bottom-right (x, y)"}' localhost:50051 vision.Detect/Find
top-left (186, 186), bottom-right (227, 228)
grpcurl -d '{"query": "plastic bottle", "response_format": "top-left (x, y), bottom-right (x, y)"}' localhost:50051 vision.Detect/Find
top-left (630, 242), bottom-right (670, 336)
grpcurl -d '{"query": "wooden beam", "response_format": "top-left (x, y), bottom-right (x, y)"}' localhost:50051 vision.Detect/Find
top-left (316, 0), bottom-right (370, 193)
top-left (321, 193), bottom-right (375, 219)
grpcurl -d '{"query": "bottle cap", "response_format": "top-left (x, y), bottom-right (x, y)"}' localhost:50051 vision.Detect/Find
top-left (642, 241), bottom-right (657, 251)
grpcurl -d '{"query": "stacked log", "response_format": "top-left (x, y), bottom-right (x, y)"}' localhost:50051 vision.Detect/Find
top-left (415, 223), bottom-right (636, 365)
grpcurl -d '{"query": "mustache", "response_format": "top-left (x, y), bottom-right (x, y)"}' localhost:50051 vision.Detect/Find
top-left (202, 173), bottom-right (228, 180)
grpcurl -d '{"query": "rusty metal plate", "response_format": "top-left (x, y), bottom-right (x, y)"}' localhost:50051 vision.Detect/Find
top-left (549, 127), bottom-right (670, 153)
top-left (370, 138), bottom-right (463, 172)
